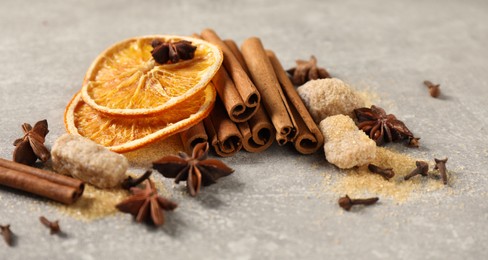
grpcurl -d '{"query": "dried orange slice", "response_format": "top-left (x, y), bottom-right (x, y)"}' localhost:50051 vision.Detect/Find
top-left (65, 83), bottom-right (216, 153)
top-left (80, 35), bottom-right (222, 117)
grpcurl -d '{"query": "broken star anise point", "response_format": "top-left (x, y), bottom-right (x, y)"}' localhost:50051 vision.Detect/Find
top-left (153, 142), bottom-right (234, 197)
top-left (13, 119), bottom-right (50, 166)
top-left (354, 105), bottom-right (419, 147)
top-left (116, 179), bottom-right (177, 227)
top-left (151, 40), bottom-right (197, 65)
top-left (287, 55), bottom-right (330, 86)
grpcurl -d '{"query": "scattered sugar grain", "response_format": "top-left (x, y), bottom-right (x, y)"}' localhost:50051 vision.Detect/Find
top-left (123, 134), bottom-right (184, 167)
top-left (52, 176), bottom-right (170, 221)
top-left (330, 147), bottom-right (446, 203)
top-left (154, 179), bottom-right (170, 198)
top-left (311, 161), bottom-right (322, 170)
top-left (356, 89), bottom-right (378, 107)
top-left (53, 184), bottom-right (129, 221)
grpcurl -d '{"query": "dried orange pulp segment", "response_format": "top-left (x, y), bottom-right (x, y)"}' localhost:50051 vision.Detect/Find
top-left (80, 35), bottom-right (222, 117)
top-left (65, 83), bottom-right (216, 153)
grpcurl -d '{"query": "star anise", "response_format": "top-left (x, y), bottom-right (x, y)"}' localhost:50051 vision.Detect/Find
top-left (151, 40), bottom-right (197, 64)
top-left (153, 142), bottom-right (234, 197)
top-left (116, 179), bottom-right (177, 227)
top-left (13, 119), bottom-right (50, 166)
top-left (286, 55), bottom-right (330, 86)
top-left (354, 105), bottom-right (419, 147)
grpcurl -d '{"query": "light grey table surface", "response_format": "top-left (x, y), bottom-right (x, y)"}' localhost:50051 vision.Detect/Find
top-left (1, 0), bottom-right (487, 259)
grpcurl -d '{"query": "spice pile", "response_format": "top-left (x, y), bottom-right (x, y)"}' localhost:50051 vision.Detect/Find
top-left (0, 28), bottom-right (450, 247)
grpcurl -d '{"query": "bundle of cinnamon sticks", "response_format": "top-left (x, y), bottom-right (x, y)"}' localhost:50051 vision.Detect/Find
top-left (180, 29), bottom-right (323, 157)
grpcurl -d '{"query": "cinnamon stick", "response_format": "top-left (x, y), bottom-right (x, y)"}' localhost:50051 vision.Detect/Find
top-left (225, 38), bottom-right (275, 152)
top-left (203, 98), bottom-right (243, 157)
top-left (241, 37), bottom-right (297, 145)
top-left (0, 158), bottom-right (84, 204)
top-left (211, 65), bottom-right (258, 123)
top-left (237, 107), bottom-right (275, 153)
top-left (267, 51), bottom-right (324, 154)
top-left (193, 33), bottom-right (254, 123)
top-left (180, 122), bottom-right (208, 154)
top-left (200, 29), bottom-right (260, 122)
top-left (223, 39), bottom-right (250, 74)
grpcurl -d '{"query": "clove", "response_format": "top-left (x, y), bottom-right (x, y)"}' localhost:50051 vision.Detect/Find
top-left (424, 80), bottom-right (441, 98)
top-left (338, 195), bottom-right (379, 211)
top-left (408, 137), bottom-right (421, 148)
top-left (434, 158), bottom-right (448, 185)
top-left (404, 161), bottom-right (429, 180)
top-left (0, 224), bottom-right (13, 246)
top-left (368, 164), bottom-right (395, 180)
top-left (39, 216), bottom-right (61, 235)
top-left (121, 170), bottom-right (153, 189)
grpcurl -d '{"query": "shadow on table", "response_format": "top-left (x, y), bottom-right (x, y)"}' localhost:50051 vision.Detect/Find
top-left (194, 175), bottom-right (245, 210)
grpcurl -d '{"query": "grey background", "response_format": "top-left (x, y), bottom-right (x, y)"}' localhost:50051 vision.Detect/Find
top-left (1, 0), bottom-right (487, 259)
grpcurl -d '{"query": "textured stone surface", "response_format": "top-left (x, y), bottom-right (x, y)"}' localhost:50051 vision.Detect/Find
top-left (1, 0), bottom-right (488, 259)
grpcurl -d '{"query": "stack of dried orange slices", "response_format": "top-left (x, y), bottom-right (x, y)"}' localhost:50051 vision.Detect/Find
top-left (64, 35), bottom-right (223, 152)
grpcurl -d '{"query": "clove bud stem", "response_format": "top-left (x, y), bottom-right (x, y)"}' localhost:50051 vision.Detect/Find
top-left (39, 216), bottom-right (61, 235)
top-left (424, 80), bottom-right (441, 98)
top-left (368, 164), bottom-right (395, 180)
top-left (404, 161), bottom-right (429, 180)
top-left (434, 158), bottom-right (448, 185)
top-left (338, 195), bottom-right (379, 211)
top-left (0, 224), bottom-right (13, 246)
top-left (121, 170), bottom-right (153, 190)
